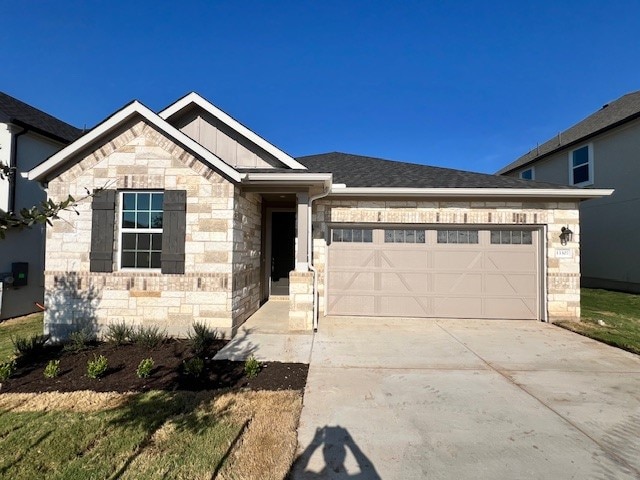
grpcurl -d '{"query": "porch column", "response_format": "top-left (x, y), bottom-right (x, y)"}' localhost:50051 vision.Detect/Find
top-left (295, 191), bottom-right (309, 271)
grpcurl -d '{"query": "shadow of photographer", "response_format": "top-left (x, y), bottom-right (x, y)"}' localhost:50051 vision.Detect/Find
top-left (289, 425), bottom-right (381, 479)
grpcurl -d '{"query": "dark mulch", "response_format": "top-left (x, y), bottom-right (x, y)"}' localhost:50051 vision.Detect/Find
top-left (1, 339), bottom-right (308, 394)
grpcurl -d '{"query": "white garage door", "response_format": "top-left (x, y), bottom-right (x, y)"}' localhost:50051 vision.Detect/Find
top-left (326, 227), bottom-right (540, 320)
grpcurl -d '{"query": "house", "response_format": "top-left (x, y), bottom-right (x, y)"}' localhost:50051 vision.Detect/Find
top-left (0, 92), bottom-right (82, 320)
top-left (27, 93), bottom-right (612, 340)
top-left (497, 91), bottom-right (639, 292)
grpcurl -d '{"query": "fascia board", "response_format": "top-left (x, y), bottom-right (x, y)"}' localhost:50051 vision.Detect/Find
top-left (328, 186), bottom-right (615, 199)
top-left (159, 92), bottom-right (307, 170)
top-left (28, 101), bottom-right (243, 183)
top-left (243, 172), bottom-right (332, 187)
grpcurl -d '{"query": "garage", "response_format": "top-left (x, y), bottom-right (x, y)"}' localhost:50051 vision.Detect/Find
top-left (326, 226), bottom-right (541, 320)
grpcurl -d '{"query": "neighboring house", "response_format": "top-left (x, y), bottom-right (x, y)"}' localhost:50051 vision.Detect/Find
top-left (0, 92), bottom-right (82, 320)
top-left (27, 93), bottom-right (612, 340)
top-left (497, 91), bottom-right (639, 292)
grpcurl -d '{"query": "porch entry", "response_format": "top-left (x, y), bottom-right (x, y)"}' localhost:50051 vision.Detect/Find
top-left (269, 211), bottom-right (296, 295)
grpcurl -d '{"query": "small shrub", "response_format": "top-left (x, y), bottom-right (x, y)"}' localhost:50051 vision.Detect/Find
top-left (136, 357), bottom-right (155, 378)
top-left (131, 325), bottom-right (167, 348)
top-left (183, 357), bottom-right (204, 377)
top-left (12, 334), bottom-right (49, 357)
top-left (44, 360), bottom-right (60, 379)
top-left (104, 322), bottom-right (133, 345)
top-left (86, 354), bottom-right (108, 379)
top-left (64, 329), bottom-right (94, 353)
top-left (244, 355), bottom-right (261, 379)
top-left (188, 322), bottom-right (218, 356)
top-left (0, 360), bottom-right (16, 381)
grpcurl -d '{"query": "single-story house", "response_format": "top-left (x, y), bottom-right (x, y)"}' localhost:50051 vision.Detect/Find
top-left (27, 93), bottom-right (612, 340)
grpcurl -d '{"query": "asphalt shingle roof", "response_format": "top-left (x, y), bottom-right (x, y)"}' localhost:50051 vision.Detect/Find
top-left (294, 152), bottom-right (571, 189)
top-left (498, 91), bottom-right (640, 175)
top-left (0, 92), bottom-right (83, 143)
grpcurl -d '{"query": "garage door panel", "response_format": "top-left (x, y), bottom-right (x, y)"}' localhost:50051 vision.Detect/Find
top-left (327, 227), bottom-right (540, 320)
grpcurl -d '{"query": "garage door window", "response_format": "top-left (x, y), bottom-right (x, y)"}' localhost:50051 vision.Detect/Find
top-left (332, 228), bottom-right (373, 243)
top-left (490, 230), bottom-right (532, 245)
top-left (437, 230), bottom-right (479, 244)
top-left (384, 229), bottom-right (426, 243)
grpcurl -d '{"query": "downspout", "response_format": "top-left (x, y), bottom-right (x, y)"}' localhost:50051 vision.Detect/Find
top-left (308, 185), bottom-right (331, 332)
top-left (8, 125), bottom-right (28, 213)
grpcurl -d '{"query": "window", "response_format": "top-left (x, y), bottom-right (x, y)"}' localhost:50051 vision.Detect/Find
top-left (384, 229), bottom-right (426, 243)
top-left (437, 230), bottom-right (479, 244)
top-left (332, 228), bottom-right (373, 243)
top-left (490, 230), bottom-right (532, 245)
top-left (120, 192), bottom-right (164, 268)
top-left (570, 145), bottom-right (593, 186)
top-left (519, 168), bottom-right (534, 180)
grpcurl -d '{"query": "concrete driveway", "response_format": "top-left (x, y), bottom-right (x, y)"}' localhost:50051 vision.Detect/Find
top-left (290, 318), bottom-right (640, 479)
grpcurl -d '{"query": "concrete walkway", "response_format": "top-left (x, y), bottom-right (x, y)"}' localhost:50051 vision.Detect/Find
top-left (291, 317), bottom-right (640, 479)
top-left (213, 300), bottom-right (314, 364)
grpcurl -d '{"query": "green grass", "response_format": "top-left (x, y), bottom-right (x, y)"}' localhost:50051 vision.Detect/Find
top-left (0, 391), bottom-right (244, 480)
top-left (0, 312), bottom-right (43, 362)
top-left (557, 288), bottom-right (640, 355)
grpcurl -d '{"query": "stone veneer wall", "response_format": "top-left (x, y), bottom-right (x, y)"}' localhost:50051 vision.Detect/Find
top-left (44, 119), bottom-right (255, 339)
top-left (311, 199), bottom-right (581, 322)
top-left (289, 271), bottom-right (314, 330)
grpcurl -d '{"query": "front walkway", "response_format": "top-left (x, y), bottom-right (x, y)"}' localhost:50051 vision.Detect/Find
top-left (213, 300), bottom-right (314, 364)
top-left (290, 317), bottom-right (640, 479)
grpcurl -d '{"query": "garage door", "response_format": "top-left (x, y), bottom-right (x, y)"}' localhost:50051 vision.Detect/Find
top-left (326, 227), bottom-right (540, 320)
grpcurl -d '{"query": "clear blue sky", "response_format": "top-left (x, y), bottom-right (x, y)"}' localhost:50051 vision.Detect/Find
top-left (2, 1), bottom-right (639, 173)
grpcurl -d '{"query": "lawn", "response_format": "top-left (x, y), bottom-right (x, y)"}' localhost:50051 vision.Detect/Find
top-left (0, 389), bottom-right (302, 480)
top-left (0, 312), bottom-right (43, 362)
top-left (556, 288), bottom-right (640, 355)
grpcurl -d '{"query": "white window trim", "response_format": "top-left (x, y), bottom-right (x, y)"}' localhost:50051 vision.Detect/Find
top-left (519, 167), bottom-right (535, 180)
top-left (117, 191), bottom-right (164, 272)
top-left (568, 143), bottom-right (594, 187)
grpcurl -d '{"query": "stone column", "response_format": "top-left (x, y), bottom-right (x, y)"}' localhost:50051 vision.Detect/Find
top-left (289, 270), bottom-right (314, 330)
top-left (295, 191), bottom-right (309, 271)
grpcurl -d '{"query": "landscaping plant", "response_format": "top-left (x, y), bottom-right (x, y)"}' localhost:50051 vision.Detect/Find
top-left (136, 357), bottom-right (155, 378)
top-left (131, 325), bottom-right (167, 348)
top-left (183, 357), bottom-right (204, 377)
top-left (104, 321), bottom-right (133, 345)
top-left (12, 333), bottom-right (49, 357)
top-left (244, 355), bottom-right (261, 378)
top-left (0, 359), bottom-right (16, 381)
top-left (87, 354), bottom-right (108, 379)
top-left (64, 329), bottom-right (94, 353)
top-left (188, 321), bottom-right (218, 356)
top-left (44, 359), bottom-right (61, 379)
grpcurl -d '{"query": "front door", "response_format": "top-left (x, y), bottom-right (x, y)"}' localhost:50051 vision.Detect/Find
top-left (270, 211), bottom-right (296, 295)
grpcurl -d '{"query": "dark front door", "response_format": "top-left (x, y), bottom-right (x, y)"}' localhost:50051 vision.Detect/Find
top-left (271, 212), bottom-right (295, 295)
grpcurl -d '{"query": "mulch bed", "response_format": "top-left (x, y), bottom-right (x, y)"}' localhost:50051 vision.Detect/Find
top-left (1, 339), bottom-right (308, 394)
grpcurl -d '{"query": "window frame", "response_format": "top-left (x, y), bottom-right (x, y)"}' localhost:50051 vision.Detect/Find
top-left (519, 167), bottom-right (535, 180)
top-left (568, 144), bottom-right (594, 187)
top-left (117, 190), bottom-right (164, 271)
top-left (436, 229), bottom-right (479, 244)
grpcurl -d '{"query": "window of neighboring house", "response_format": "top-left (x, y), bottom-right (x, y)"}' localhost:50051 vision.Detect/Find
top-left (120, 191), bottom-right (164, 269)
top-left (569, 145), bottom-right (593, 186)
top-left (519, 168), bottom-right (534, 180)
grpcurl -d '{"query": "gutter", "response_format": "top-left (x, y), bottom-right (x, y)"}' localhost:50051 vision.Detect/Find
top-left (328, 186), bottom-right (614, 199)
top-left (8, 124), bottom-right (29, 213)
top-left (308, 186), bottom-right (331, 332)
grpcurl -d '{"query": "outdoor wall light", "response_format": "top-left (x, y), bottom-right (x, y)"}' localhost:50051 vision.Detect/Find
top-left (559, 226), bottom-right (573, 245)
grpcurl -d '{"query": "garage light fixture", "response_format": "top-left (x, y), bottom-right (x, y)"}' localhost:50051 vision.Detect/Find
top-left (559, 226), bottom-right (573, 245)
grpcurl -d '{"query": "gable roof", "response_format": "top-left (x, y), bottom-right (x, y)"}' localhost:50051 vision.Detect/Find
top-left (297, 152), bottom-right (573, 189)
top-left (0, 91), bottom-right (83, 143)
top-left (498, 91), bottom-right (640, 175)
top-left (159, 92), bottom-right (307, 170)
top-left (28, 100), bottom-right (243, 183)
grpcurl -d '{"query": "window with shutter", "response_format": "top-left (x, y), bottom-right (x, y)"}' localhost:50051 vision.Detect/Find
top-left (90, 189), bottom-right (116, 272)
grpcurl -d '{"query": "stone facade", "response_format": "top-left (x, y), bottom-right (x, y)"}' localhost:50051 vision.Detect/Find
top-left (44, 119), bottom-right (262, 339)
top-left (311, 198), bottom-right (581, 322)
top-left (289, 271), bottom-right (314, 330)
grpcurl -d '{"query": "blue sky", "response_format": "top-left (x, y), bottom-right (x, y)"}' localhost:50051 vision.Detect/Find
top-left (2, 1), bottom-right (639, 173)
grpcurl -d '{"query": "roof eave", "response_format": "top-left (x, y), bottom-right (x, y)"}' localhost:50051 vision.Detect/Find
top-left (243, 172), bottom-right (332, 188)
top-left (328, 186), bottom-right (614, 199)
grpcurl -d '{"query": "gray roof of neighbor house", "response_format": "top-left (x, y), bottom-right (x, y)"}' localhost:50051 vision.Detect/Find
top-left (497, 90), bottom-right (640, 175)
top-left (0, 92), bottom-right (83, 143)
top-left (293, 152), bottom-right (572, 189)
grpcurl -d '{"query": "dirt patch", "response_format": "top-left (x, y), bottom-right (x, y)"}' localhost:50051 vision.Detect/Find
top-left (0, 339), bottom-right (308, 394)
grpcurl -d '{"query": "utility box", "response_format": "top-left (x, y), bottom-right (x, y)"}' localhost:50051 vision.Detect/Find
top-left (11, 262), bottom-right (28, 287)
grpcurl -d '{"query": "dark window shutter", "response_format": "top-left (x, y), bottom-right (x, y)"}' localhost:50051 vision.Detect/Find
top-left (90, 189), bottom-right (116, 272)
top-left (161, 190), bottom-right (187, 274)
